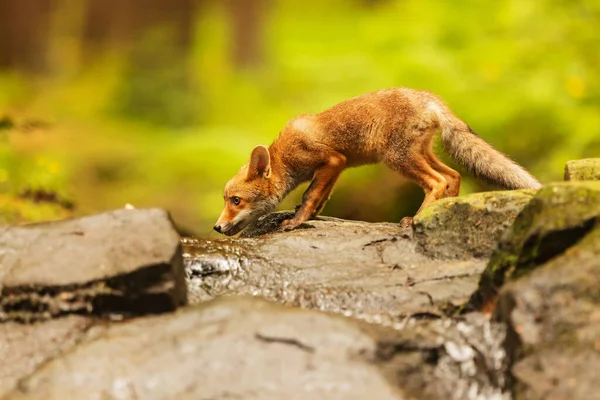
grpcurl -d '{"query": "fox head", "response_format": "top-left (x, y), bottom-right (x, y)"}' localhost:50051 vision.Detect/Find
top-left (214, 145), bottom-right (279, 236)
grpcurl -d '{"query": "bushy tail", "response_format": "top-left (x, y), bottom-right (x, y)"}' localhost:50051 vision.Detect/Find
top-left (433, 105), bottom-right (541, 189)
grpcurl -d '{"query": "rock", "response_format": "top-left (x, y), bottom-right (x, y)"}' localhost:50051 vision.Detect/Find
top-left (238, 210), bottom-right (302, 238)
top-left (184, 211), bottom-right (487, 324)
top-left (0, 208), bottom-right (187, 322)
top-left (494, 211), bottom-right (600, 399)
top-left (466, 181), bottom-right (600, 313)
top-left (0, 317), bottom-right (101, 397)
top-left (564, 158), bottom-right (600, 181)
top-left (413, 190), bottom-right (536, 259)
top-left (457, 181), bottom-right (600, 398)
top-left (4, 296), bottom-right (510, 400)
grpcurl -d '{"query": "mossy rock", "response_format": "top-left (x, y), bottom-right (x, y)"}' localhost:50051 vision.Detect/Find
top-left (465, 181), bottom-right (600, 312)
top-left (413, 190), bottom-right (536, 260)
top-left (564, 158), bottom-right (600, 181)
top-left (495, 207), bottom-right (600, 400)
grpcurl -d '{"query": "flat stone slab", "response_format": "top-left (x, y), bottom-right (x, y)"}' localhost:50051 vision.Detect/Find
top-left (0, 316), bottom-right (100, 397)
top-left (4, 296), bottom-right (509, 400)
top-left (184, 212), bottom-right (487, 324)
top-left (0, 208), bottom-right (187, 321)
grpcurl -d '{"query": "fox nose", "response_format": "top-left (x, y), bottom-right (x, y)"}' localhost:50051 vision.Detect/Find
top-left (213, 224), bottom-right (222, 233)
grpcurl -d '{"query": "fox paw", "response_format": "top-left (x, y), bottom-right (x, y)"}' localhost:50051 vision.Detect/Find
top-left (399, 217), bottom-right (414, 229)
top-left (281, 218), bottom-right (302, 231)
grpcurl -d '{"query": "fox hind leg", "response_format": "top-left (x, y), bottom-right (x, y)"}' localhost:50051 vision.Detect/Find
top-left (420, 129), bottom-right (461, 197)
top-left (423, 148), bottom-right (461, 197)
top-left (384, 151), bottom-right (448, 227)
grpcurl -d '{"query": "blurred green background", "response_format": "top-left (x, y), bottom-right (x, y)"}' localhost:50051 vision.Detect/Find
top-left (0, 0), bottom-right (598, 235)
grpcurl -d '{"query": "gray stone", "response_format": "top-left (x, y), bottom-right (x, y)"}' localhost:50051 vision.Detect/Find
top-left (5, 296), bottom-right (510, 400)
top-left (413, 190), bottom-right (536, 259)
top-left (0, 208), bottom-right (187, 321)
top-left (0, 316), bottom-right (100, 397)
top-left (466, 181), bottom-right (600, 313)
top-left (453, 181), bottom-right (600, 399)
top-left (185, 211), bottom-right (486, 324)
top-left (187, 191), bottom-right (538, 322)
top-left (495, 219), bottom-right (600, 400)
top-left (564, 158), bottom-right (600, 181)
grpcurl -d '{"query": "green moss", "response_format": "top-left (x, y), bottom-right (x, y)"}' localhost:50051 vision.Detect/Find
top-left (414, 189), bottom-right (536, 227)
top-left (414, 189), bottom-right (537, 260)
top-left (529, 182), bottom-right (600, 231)
top-left (564, 159), bottom-right (600, 181)
top-left (465, 182), bottom-right (600, 311)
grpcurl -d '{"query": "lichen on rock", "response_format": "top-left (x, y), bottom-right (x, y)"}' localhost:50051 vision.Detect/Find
top-left (465, 181), bottom-right (600, 313)
top-left (413, 190), bottom-right (536, 260)
top-left (564, 158), bottom-right (600, 181)
top-left (495, 206), bottom-right (600, 400)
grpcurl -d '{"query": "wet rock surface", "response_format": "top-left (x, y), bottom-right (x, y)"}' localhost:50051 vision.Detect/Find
top-left (0, 208), bottom-right (187, 321)
top-left (5, 296), bottom-right (510, 400)
top-left (564, 158), bottom-right (600, 181)
top-left (413, 190), bottom-right (536, 259)
top-left (2, 174), bottom-right (600, 400)
top-left (184, 210), bottom-right (488, 323)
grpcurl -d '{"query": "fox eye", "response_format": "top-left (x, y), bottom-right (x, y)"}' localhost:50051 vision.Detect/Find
top-left (231, 196), bottom-right (241, 206)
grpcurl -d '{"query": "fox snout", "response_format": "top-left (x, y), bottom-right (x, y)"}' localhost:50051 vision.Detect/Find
top-left (214, 199), bottom-right (261, 236)
top-left (213, 218), bottom-right (239, 236)
top-left (213, 208), bottom-right (245, 236)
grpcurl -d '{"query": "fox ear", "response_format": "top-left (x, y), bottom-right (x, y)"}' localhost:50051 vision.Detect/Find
top-left (247, 145), bottom-right (271, 179)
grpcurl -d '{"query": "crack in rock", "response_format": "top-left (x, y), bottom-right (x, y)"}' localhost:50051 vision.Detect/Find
top-left (254, 333), bottom-right (315, 353)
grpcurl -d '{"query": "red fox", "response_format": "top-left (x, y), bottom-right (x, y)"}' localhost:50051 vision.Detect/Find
top-left (214, 88), bottom-right (540, 236)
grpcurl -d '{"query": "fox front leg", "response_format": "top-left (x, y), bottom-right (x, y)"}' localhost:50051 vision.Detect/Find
top-left (282, 154), bottom-right (346, 231)
top-left (281, 183), bottom-right (318, 231)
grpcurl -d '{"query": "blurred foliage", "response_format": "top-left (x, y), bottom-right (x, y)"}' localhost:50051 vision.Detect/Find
top-left (0, 0), bottom-right (599, 234)
top-left (0, 193), bottom-right (72, 225)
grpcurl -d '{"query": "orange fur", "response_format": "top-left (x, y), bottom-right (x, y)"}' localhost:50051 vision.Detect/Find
top-left (214, 88), bottom-right (540, 236)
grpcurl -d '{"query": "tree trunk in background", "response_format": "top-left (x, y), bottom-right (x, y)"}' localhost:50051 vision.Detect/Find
top-left (81, 0), bottom-right (133, 57)
top-left (227, 0), bottom-right (265, 69)
top-left (81, 0), bottom-right (200, 127)
top-left (82, 0), bottom-right (195, 60)
top-left (0, 0), bottom-right (54, 73)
